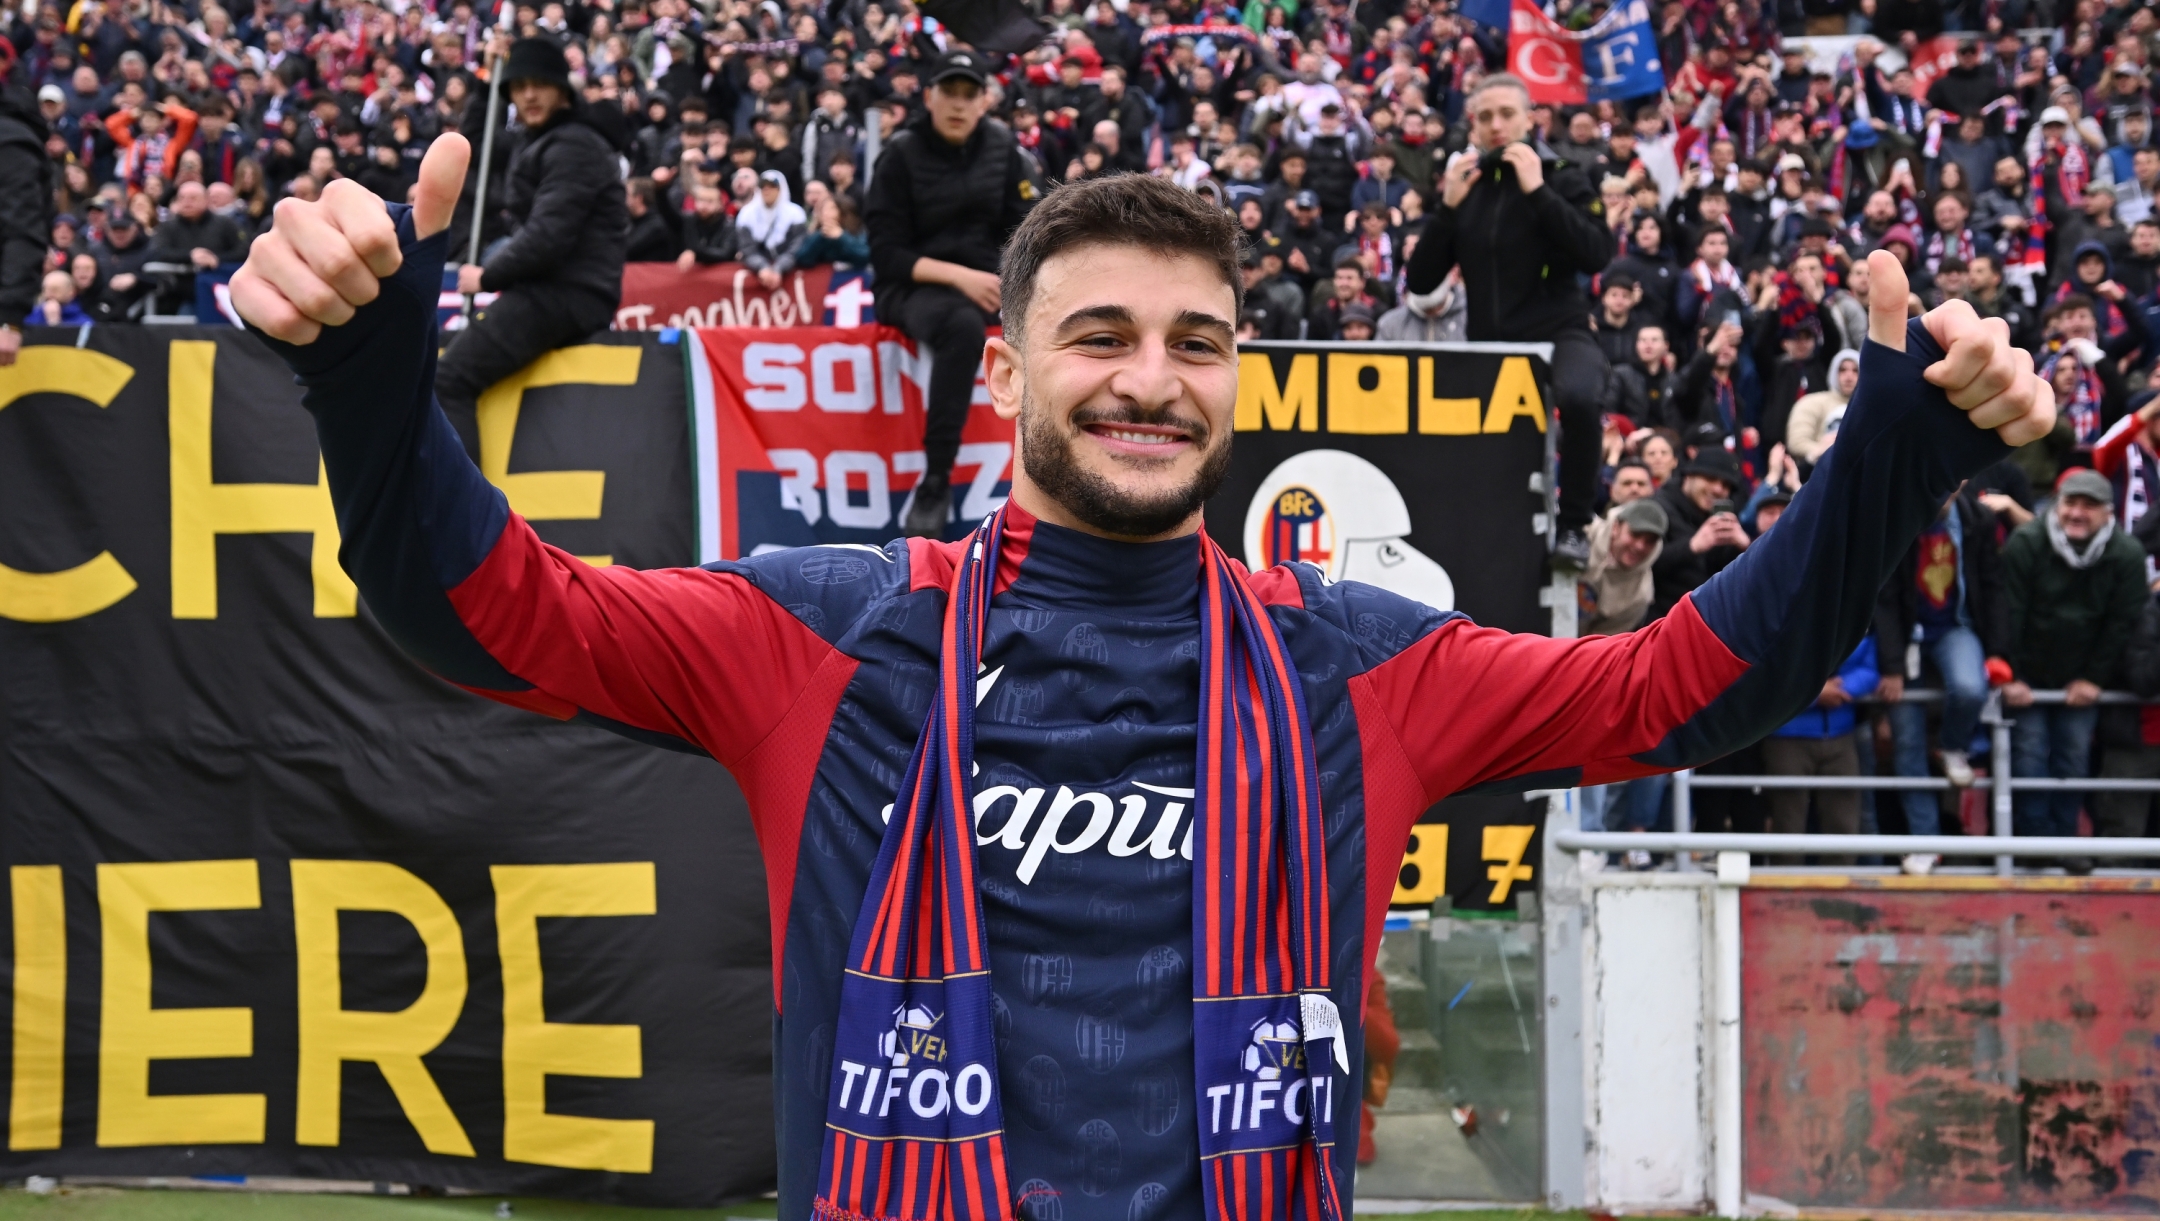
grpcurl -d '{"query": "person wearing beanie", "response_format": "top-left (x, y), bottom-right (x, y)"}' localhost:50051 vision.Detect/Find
top-left (438, 35), bottom-right (629, 424)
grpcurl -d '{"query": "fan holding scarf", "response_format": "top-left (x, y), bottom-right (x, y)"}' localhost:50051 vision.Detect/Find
top-left (230, 136), bottom-right (2056, 1221)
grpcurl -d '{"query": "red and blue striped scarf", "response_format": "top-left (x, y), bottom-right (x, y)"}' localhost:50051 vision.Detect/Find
top-left (813, 508), bottom-right (1346, 1221)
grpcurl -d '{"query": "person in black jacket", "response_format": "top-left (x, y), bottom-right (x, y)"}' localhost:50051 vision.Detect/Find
top-left (1872, 487), bottom-right (2009, 859)
top-left (441, 37), bottom-right (629, 420)
top-left (1406, 73), bottom-right (1616, 569)
top-left (866, 49), bottom-right (1039, 537)
top-left (0, 60), bottom-right (53, 364)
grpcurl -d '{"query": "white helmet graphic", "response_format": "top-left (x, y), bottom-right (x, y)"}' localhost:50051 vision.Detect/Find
top-left (1243, 450), bottom-right (1454, 611)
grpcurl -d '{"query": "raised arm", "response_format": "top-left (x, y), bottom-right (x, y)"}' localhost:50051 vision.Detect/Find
top-left (1354, 252), bottom-right (2055, 798)
top-left (228, 137), bottom-right (841, 769)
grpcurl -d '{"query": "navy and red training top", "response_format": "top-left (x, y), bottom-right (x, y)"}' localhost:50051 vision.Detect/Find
top-left (265, 210), bottom-right (2007, 1221)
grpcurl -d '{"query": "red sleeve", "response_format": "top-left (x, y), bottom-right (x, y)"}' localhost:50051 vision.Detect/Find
top-left (2093, 414), bottom-right (2139, 479)
top-left (445, 514), bottom-right (842, 770)
top-left (1349, 595), bottom-right (1749, 800)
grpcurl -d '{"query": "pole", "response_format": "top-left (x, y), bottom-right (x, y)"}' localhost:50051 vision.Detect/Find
top-left (1986, 688), bottom-right (2014, 877)
top-left (1711, 850), bottom-right (1747, 1218)
top-left (465, 1), bottom-right (518, 308)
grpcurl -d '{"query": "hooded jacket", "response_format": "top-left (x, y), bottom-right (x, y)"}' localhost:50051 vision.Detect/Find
top-left (0, 85), bottom-right (54, 329)
top-left (1403, 139), bottom-right (1615, 342)
top-left (1580, 512), bottom-right (1664, 635)
top-left (2001, 510), bottom-right (2149, 688)
top-left (479, 102), bottom-right (630, 306)
top-left (1786, 348), bottom-right (1859, 461)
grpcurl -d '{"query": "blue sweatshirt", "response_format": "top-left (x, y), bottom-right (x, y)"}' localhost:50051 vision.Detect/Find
top-left (1769, 637), bottom-right (1879, 738)
top-left (256, 207), bottom-right (2009, 1220)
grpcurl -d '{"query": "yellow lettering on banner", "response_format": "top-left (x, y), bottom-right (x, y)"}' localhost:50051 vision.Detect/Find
top-left (1391, 825), bottom-right (1449, 907)
top-left (10, 866), bottom-right (67, 1150)
top-left (0, 348), bottom-right (140, 622)
top-left (1415, 357), bottom-right (1483, 435)
top-left (1326, 353), bottom-right (1409, 433)
top-left (476, 346), bottom-right (641, 567)
top-left (493, 863), bottom-right (656, 1173)
top-left (1483, 825), bottom-right (1537, 904)
top-left (167, 340), bottom-right (355, 618)
top-left (291, 861), bottom-right (474, 1156)
top-left (1233, 353), bottom-right (1319, 431)
top-left (1483, 357), bottom-right (1548, 434)
top-left (96, 860), bottom-right (265, 1147)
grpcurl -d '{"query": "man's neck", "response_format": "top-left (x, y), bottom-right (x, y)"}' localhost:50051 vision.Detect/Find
top-left (1008, 478), bottom-right (1204, 546)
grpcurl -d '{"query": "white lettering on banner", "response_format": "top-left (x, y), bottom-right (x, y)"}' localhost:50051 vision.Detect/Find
top-left (767, 449), bottom-right (822, 525)
top-left (955, 443), bottom-right (1013, 520)
top-left (1590, 30), bottom-right (1638, 84)
top-left (954, 1063), bottom-right (994, 1115)
top-left (812, 345), bottom-right (877, 413)
top-left (823, 451), bottom-right (891, 529)
top-left (744, 344), bottom-right (808, 410)
top-left (879, 1068), bottom-right (907, 1117)
top-left (838, 1060), bottom-right (867, 1109)
top-left (879, 342), bottom-right (930, 415)
top-left (1203, 1076), bottom-right (1331, 1134)
top-left (908, 1068), bottom-right (950, 1117)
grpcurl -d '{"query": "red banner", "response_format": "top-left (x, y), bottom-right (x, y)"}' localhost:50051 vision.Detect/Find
top-left (613, 262), bottom-right (836, 331)
top-left (1902, 34), bottom-right (1961, 106)
top-left (685, 325), bottom-right (1014, 561)
top-left (1509, 0), bottom-right (1587, 104)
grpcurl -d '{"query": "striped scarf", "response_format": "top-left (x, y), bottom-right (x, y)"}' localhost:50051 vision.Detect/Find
top-left (814, 509), bottom-right (1346, 1221)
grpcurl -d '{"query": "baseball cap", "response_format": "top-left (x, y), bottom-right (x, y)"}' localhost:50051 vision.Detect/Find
top-left (1756, 489), bottom-right (1795, 509)
top-left (930, 49), bottom-right (987, 87)
top-left (2059, 468), bottom-right (2113, 503)
top-left (1292, 189), bottom-right (1321, 210)
top-left (1338, 300), bottom-right (1377, 326)
top-left (1612, 498), bottom-right (1669, 538)
top-left (108, 209), bottom-right (138, 229)
top-left (2040, 105), bottom-right (2072, 126)
top-left (1774, 152), bottom-right (1808, 175)
top-left (38, 83), bottom-right (63, 104)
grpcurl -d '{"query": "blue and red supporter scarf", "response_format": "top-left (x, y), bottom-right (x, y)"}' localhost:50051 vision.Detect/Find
top-left (813, 508), bottom-right (1348, 1221)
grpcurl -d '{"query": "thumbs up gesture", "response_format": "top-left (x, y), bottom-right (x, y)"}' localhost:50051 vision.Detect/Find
top-left (231, 134), bottom-right (471, 345)
top-left (1864, 249), bottom-right (2056, 447)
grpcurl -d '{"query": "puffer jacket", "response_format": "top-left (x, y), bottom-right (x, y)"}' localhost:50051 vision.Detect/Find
top-left (479, 104), bottom-right (630, 306)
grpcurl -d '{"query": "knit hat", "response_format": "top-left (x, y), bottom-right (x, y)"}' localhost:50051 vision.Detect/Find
top-left (502, 37), bottom-right (573, 94)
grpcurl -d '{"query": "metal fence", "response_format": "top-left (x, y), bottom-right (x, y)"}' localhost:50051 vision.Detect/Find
top-left (1565, 687), bottom-right (2160, 875)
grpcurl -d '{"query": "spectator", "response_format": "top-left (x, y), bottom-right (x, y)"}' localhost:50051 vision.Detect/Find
top-left (625, 178), bottom-right (681, 264)
top-left (677, 183), bottom-right (735, 271)
top-left (441, 38), bottom-right (628, 426)
top-left (32, 267), bottom-right (90, 326)
top-left (1375, 274), bottom-right (1463, 343)
top-left (1605, 324), bottom-right (1681, 429)
top-left (1874, 487), bottom-right (2011, 874)
top-left (1763, 628), bottom-right (1877, 866)
top-left (149, 180), bottom-right (244, 302)
top-left (1578, 498), bottom-right (1667, 636)
top-left (1607, 460), bottom-right (1656, 508)
top-left (1590, 270), bottom-right (1643, 367)
top-left (1335, 300), bottom-right (1377, 342)
top-left (1405, 73), bottom-right (1614, 569)
top-left (2002, 470), bottom-right (2149, 862)
top-left (779, 197), bottom-right (870, 274)
top-left (1786, 348), bottom-right (1859, 463)
top-left (737, 170), bottom-right (808, 287)
top-left (2097, 587), bottom-right (2160, 840)
top-left (1650, 447), bottom-right (1750, 621)
top-left (1609, 212), bottom-right (1680, 332)
top-left (866, 49), bottom-right (1038, 537)
top-left (0, 53), bottom-right (50, 363)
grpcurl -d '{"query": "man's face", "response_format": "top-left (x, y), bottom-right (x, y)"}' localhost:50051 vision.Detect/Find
top-left (1333, 265), bottom-right (1364, 301)
top-left (173, 183), bottom-right (205, 219)
top-left (693, 187), bottom-right (724, 218)
top-left (1935, 198), bottom-right (1968, 232)
top-left (2087, 189), bottom-right (2117, 219)
top-left (1864, 191), bottom-right (1896, 225)
top-left (1060, 61), bottom-right (1082, 86)
top-left (1790, 255), bottom-right (1824, 296)
top-left (1636, 326), bottom-right (1668, 367)
top-left (510, 80), bottom-right (567, 127)
top-left (1101, 69), bottom-right (1124, 99)
top-left (2079, 253), bottom-right (2107, 285)
top-left (2058, 494), bottom-right (2111, 542)
top-left (983, 245), bottom-right (1239, 540)
top-left (2058, 306), bottom-right (2098, 341)
top-left (1969, 257), bottom-right (2000, 290)
top-left (1756, 502), bottom-right (1786, 533)
top-left (1602, 285), bottom-right (1632, 318)
top-left (1279, 156), bottom-right (1305, 185)
top-left (1836, 359), bottom-right (1859, 396)
top-left (1569, 112), bottom-right (1596, 142)
top-left (1996, 157), bottom-right (2024, 188)
top-left (1608, 520), bottom-right (1657, 568)
top-left (1469, 83), bottom-right (1532, 152)
top-left (2137, 223), bottom-right (2160, 257)
top-left (1609, 467), bottom-right (1654, 505)
top-left (1939, 267), bottom-right (1969, 296)
top-left (928, 78), bottom-right (988, 143)
top-left (1700, 194), bottom-right (1729, 223)
top-left (2139, 148), bottom-right (2160, 187)
top-left (1683, 473), bottom-right (1734, 515)
top-left (1698, 231), bottom-right (1729, 265)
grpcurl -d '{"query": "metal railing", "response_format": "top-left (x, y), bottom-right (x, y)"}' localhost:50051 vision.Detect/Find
top-left (1585, 687), bottom-right (2160, 876)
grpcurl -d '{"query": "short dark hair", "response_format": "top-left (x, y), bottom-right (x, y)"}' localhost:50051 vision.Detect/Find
top-left (999, 174), bottom-right (1243, 348)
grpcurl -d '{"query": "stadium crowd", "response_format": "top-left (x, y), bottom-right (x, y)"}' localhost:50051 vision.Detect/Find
top-left (8, 0), bottom-right (2160, 863)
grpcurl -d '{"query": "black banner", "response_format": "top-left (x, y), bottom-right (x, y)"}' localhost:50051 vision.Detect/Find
top-left (0, 328), bottom-right (774, 1205)
top-left (1201, 341), bottom-right (1553, 913)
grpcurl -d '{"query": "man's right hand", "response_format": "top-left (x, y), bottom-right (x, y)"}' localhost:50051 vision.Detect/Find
top-left (2003, 680), bottom-right (2034, 707)
top-left (953, 267), bottom-right (1001, 312)
top-left (1876, 674), bottom-right (1905, 703)
top-left (231, 134), bottom-right (470, 344)
top-left (1690, 512), bottom-right (1747, 554)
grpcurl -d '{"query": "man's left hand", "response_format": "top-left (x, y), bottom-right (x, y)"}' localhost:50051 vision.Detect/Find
top-left (1819, 677), bottom-right (1850, 708)
top-left (457, 263), bottom-right (485, 295)
top-left (1501, 142), bottom-right (1544, 194)
top-left (191, 247), bottom-right (219, 269)
top-left (1865, 249), bottom-right (2055, 446)
top-left (2066, 678), bottom-right (2103, 706)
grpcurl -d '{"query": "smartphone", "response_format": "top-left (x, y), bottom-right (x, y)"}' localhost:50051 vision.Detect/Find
top-left (1710, 498), bottom-right (1736, 517)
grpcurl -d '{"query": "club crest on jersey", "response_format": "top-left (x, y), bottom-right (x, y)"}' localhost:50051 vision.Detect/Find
top-left (1261, 486), bottom-right (1333, 569)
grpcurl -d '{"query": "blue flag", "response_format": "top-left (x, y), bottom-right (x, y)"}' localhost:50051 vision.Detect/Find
top-left (1579, 1), bottom-right (1664, 102)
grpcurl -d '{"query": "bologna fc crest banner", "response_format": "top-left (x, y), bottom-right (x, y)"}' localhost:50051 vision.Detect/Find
top-left (0, 328), bottom-right (775, 1205)
top-left (684, 325), bottom-right (1015, 560)
top-left (1208, 340), bottom-right (1555, 913)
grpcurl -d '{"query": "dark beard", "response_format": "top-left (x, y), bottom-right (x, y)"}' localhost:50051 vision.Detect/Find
top-left (1018, 394), bottom-right (1234, 539)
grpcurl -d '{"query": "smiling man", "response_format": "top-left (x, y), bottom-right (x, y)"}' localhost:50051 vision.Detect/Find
top-left (233, 137), bottom-right (2050, 1221)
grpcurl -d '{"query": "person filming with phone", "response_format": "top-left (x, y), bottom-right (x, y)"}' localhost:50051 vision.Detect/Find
top-left (1404, 73), bottom-right (1615, 571)
top-left (1649, 443), bottom-right (1752, 621)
